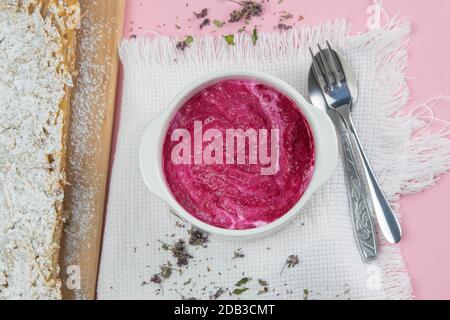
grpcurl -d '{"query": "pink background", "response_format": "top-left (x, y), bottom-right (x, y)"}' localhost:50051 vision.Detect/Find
top-left (118, 0), bottom-right (450, 299)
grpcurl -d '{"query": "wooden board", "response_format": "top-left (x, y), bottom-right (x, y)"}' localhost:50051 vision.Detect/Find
top-left (60, 0), bottom-right (125, 300)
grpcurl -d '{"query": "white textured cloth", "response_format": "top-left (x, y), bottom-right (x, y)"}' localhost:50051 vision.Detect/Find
top-left (98, 19), bottom-right (450, 300)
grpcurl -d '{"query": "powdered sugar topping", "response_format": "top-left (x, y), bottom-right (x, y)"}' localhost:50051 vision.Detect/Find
top-left (0, 2), bottom-right (73, 299)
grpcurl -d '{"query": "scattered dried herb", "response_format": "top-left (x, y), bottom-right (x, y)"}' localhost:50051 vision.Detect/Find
top-left (150, 274), bottom-right (162, 284)
top-left (303, 288), bottom-right (310, 300)
top-left (252, 27), bottom-right (258, 45)
top-left (175, 289), bottom-right (197, 300)
top-left (159, 262), bottom-right (173, 279)
top-left (277, 23), bottom-right (292, 31)
top-left (188, 227), bottom-right (208, 246)
top-left (175, 24), bottom-right (181, 30)
top-left (280, 254), bottom-right (299, 275)
top-left (228, 1), bottom-right (263, 23)
top-left (171, 239), bottom-right (192, 267)
top-left (232, 248), bottom-right (245, 259)
top-left (200, 18), bottom-right (210, 29)
top-left (258, 286), bottom-right (269, 295)
top-left (257, 279), bottom-right (269, 295)
top-left (213, 19), bottom-right (225, 28)
top-left (159, 239), bottom-right (193, 267)
top-left (158, 240), bottom-right (170, 251)
top-left (176, 35), bottom-right (194, 51)
top-left (229, 10), bottom-right (243, 23)
top-left (183, 278), bottom-right (192, 286)
top-left (193, 8), bottom-right (208, 19)
top-left (286, 255), bottom-right (299, 267)
top-left (211, 287), bottom-right (225, 300)
top-left (223, 34), bottom-right (235, 45)
top-left (238, 26), bottom-right (246, 33)
top-left (258, 279), bottom-right (268, 287)
top-left (184, 35), bottom-right (194, 46)
top-left (232, 287), bottom-right (249, 295)
top-left (279, 11), bottom-right (293, 22)
top-left (235, 277), bottom-right (252, 286)
top-left (175, 221), bottom-right (185, 228)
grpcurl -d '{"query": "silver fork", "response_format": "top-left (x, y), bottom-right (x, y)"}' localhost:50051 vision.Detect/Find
top-left (309, 41), bottom-right (402, 248)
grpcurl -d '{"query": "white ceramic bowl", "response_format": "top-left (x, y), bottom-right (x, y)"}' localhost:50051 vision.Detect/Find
top-left (139, 70), bottom-right (338, 238)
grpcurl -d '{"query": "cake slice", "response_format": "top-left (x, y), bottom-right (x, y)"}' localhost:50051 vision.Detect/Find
top-left (0, 0), bottom-right (79, 299)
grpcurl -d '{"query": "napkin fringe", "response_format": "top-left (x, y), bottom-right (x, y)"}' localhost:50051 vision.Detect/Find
top-left (362, 17), bottom-right (449, 300)
top-left (358, 18), bottom-right (414, 300)
top-left (120, 20), bottom-right (349, 67)
top-left (363, 18), bottom-right (450, 201)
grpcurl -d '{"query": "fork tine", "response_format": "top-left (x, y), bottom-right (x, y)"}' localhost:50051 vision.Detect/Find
top-left (325, 41), bottom-right (342, 87)
top-left (309, 47), bottom-right (326, 90)
top-left (317, 44), bottom-right (333, 89)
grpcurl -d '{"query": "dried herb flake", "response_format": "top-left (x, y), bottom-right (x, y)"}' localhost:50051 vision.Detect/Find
top-left (277, 23), bottom-right (292, 31)
top-left (228, 1), bottom-right (263, 23)
top-left (213, 19), bottom-right (225, 28)
top-left (223, 34), bottom-right (235, 45)
top-left (258, 286), bottom-right (269, 295)
top-left (171, 239), bottom-right (192, 267)
top-left (303, 288), bottom-right (310, 300)
top-left (232, 287), bottom-right (249, 295)
top-left (232, 248), bottom-right (245, 259)
top-left (211, 287), bottom-right (225, 300)
top-left (279, 12), bottom-right (293, 22)
top-left (252, 27), bottom-right (258, 45)
top-left (184, 35), bottom-right (194, 46)
top-left (176, 35), bottom-right (194, 51)
top-left (159, 262), bottom-right (173, 279)
top-left (193, 8), bottom-right (208, 19)
top-left (235, 277), bottom-right (252, 286)
top-left (200, 18), bottom-right (210, 29)
top-left (188, 227), bottom-right (208, 246)
top-left (150, 274), bottom-right (162, 284)
top-left (158, 240), bottom-right (170, 251)
top-left (280, 254), bottom-right (299, 275)
top-left (258, 279), bottom-right (268, 287)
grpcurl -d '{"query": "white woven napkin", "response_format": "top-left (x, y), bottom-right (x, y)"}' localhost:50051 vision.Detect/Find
top-left (97, 19), bottom-right (450, 300)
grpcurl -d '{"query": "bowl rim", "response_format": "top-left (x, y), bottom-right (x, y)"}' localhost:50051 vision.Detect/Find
top-left (140, 70), bottom-right (337, 237)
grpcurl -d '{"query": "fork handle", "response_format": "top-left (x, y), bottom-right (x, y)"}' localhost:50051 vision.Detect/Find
top-left (332, 112), bottom-right (378, 261)
top-left (338, 109), bottom-right (402, 244)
